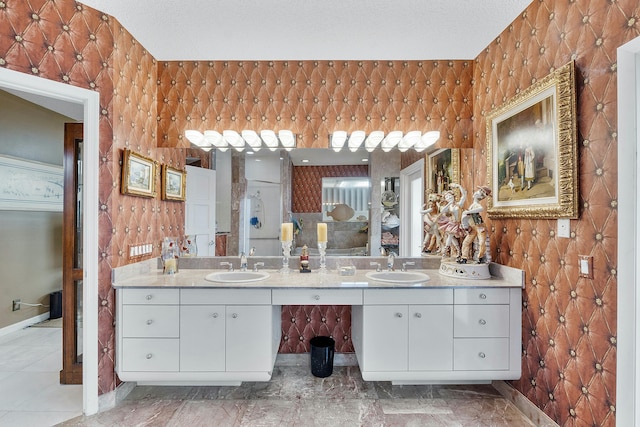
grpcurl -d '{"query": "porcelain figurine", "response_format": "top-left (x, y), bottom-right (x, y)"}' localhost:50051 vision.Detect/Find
top-left (437, 183), bottom-right (466, 259)
top-left (458, 185), bottom-right (492, 264)
top-left (299, 244), bottom-right (311, 273)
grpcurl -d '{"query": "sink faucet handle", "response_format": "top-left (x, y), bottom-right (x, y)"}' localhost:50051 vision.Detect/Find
top-left (387, 252), bottom-right (396, 271)
top-left (369, 261), bottom-right (381, 272)
top-left (253, 262), bottom-right (265, 272)
top-left (220, 261), bottom-right (234, 272)
top-left (401, 261), bottom-right (415, 272)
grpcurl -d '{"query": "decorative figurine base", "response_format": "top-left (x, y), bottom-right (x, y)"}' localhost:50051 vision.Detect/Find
top-left (300, 267), bottom-right (311, 273)
top-left (439, 260), bottom-right (490, 280)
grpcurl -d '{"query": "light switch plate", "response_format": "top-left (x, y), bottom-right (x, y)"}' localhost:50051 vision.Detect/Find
top-left (578, 255), bottom-right (593, 279)
top-left (557, 218), bottom-right (570, 238)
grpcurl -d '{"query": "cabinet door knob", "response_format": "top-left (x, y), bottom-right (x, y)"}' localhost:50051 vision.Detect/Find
top-left (314, 295), bottom-right (320, 301)
top-left (395, 313), bottom-right (403, 318)
top-left (232, 313), bottom-right (238, 319)
top-left (478, 319), bottom-right (486, 325)
top-left (146, 319), bottom-right (153, 325)
top-left (479, 293), bottom-right (487, 300)
top-left (478, 352), bottom-right (486, 359)
top-left (146, 294), bottom-right (153, 300)
top-left (146, 353), bottom-right (153, 359)
top-left (414, 313), bottom-right (422, 318)
top-left (212, 313), bottom-right (219, 318)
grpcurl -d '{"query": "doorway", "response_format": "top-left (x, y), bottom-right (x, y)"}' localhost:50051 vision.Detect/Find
top-left (400, 159), bottom-right (425, 257)
top-left (0, 68), bottom-right (100, 415)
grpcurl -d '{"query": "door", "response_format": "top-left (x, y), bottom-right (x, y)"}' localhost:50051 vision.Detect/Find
top-left (408, 305), bottom-right (453, 371)
top-left (61, 123), bottom-right (83, 384)
top-left (185, 165), bottom-right (216, 256)
top-left (226, 305), bottom-right (272, 372)
top-left (400, 159), bottom-right (425, 257)
top-left (362, 305), bottom-right (408, 372)
top-left (180, 305), bottom-right (226, 371)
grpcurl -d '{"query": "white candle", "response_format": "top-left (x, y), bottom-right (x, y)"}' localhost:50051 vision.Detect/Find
top-left (281, 222), bottom-right (293, 241)
top-left (317, 223), bottom-right (328, 243)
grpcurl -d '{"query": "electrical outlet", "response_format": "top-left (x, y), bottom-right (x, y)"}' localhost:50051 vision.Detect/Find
top-left (12, 299), bottom-right (21, 311)
top-left (557, 218), bottom-right (570, 238)
top-left (579, 255), bottom-right (593, 279)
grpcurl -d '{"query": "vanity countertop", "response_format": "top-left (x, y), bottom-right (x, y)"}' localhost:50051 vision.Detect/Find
top-left (112, 267), bottom-right (523, 290)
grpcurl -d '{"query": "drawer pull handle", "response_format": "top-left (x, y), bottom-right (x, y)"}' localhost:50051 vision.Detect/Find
top-left (479, 293), bottom-right (487, 299)
top-left (479, 319), bottom-right (486, 325)
top-left (146, 319), bottom-right (153, 325)
top-left (146, 353), bottom-right (153, 359)
top-left (146, 295), bottom-right (153, 300)
top-left (395, 313), bottom-right (403, 318)
top-left (314, 295), bottom-right (320, 301)
top-left (212, 313), bottom-right (219, 318)
top-left (232, 313), bottom-right (238, 319)
top-left (478, 352), bottom-right (486, 359)
top-left (414, 313), bottom-right (422, 318)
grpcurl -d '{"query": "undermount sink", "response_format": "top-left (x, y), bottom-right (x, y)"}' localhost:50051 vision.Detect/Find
top-left (205, 271), bottom-right (271, 283)
top-left (365, 270), bottom-right (430, 284)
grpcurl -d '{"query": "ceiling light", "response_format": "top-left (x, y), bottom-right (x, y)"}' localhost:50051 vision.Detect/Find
top-left (415, 130), bottom-right (440, 152)
top-left (302, 159), bottom-right (309, 163)
top-left (331, 131), bottom-right (347, 152)
top-left (223, 130), bottom-right (244, 151)
top-left (261, 130), bottom-right (279, 151)
top-left (348, 130), bottom-right (366, 152)
top-left (279, 130), bottom-right (296, 151)
top-left (242, 130), bottom-right (262, 151)
top-left (203, 130), bottom-right (227, 152)
top-left (398, 131), bottom-right (421, 152)
top-left (364, 131), bottom-right (384, 152)
top-left (381, 131), bottom-right (402, 152)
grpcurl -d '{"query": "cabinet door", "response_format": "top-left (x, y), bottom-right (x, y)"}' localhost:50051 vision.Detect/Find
top-left (362, 305), bottom-right (408, 372)
top-left (408, 305), bottom-right (453, 371)
top-left (180, 305), bottom-right (225, 371)
top-left (226, 305), bottom-right (272, 372)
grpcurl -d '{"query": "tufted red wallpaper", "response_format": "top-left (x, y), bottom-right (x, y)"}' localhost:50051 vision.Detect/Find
top-left (292, 165), bottom-right (369, 213)
top-left (2, 1), bottom-right (639, 425)
top-left (472, 1), bottom-right (638, 425)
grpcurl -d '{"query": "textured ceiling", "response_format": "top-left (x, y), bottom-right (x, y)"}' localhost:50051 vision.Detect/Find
top-left (79, 0), bottom-right (532, 61)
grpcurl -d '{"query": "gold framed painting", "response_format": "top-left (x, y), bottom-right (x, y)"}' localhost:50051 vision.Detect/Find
top-left (427, 148), bottom-right (460, 195)
top-left (486, 60), bottom-right (578, 219)
top-left (161, 165), bottom-right (186, 201)
top-left (121, 149), bottom-right (157, 198)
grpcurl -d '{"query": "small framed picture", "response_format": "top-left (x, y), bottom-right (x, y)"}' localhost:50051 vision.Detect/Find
top-left (121, 149), bottom-right (157, 198)
top-left (161, 165), bottom-right (186, 201)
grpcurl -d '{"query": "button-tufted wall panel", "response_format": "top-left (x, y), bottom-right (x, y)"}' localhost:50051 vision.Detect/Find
top-left (473, 1), bottom-right (638, 426)
top-left (156, 60), bottom-right (475, 149)
top-left (280, 305), bottom-right (352, 353)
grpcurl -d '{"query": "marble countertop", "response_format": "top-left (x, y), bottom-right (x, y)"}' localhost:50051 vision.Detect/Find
top-left (112, 267), bottom-right (522, 290)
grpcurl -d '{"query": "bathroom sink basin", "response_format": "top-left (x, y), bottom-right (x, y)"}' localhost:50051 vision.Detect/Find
top-left (365, 271), bottom-right (430, 284)
top-left (205, 271), bottom-right (271, 283)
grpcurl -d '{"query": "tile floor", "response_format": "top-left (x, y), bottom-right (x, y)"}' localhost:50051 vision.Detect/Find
top-left (0, 324), bottom-right (83, 427)
top-left (61, 363), bottom-right (535, 426)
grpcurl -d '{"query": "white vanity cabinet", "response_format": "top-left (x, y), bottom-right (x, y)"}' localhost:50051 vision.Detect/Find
top-left (116, 287), bottom-right (281, 385)
top-left (352, 286), bottom-right (521, 384)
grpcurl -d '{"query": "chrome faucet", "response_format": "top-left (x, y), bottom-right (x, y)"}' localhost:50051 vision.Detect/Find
top-left (253, 262), bottom-right (265, 272)
top-left (220, 261), bottom-right (234, 272)
top-left (387, 252), bottom-right (396, 271)
top-left (370, 261), bottom-right (381, 272)
top-left (240, 252), bottom-right (248, 271)
top-left (401, 261), bottom-right (415, 272)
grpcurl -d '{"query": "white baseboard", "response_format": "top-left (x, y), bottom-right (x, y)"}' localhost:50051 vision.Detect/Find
top-left (0, 312), bottom-right (50, 338)
top-left (492, 380), bottom-right (559, 427)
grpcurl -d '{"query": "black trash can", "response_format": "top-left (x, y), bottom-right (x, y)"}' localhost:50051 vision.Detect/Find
top-left (49, 290), bottom-right (62, 319)
top-left (310, 336), bottom-right (335, 378)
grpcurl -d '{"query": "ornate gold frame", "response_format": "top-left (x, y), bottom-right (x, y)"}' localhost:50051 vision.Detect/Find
top-left (486, 61), bottom-right (578, 219)
top-left (121, 149), bottom-right (157, 198)
top-left (427, 148), bottom-right (460, 195)
top-left (161, 164), bottom-right (186, 201)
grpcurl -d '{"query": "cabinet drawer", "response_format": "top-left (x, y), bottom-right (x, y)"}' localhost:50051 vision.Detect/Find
top-left (454, 288), bottom-right (509, 305)
top-left (120, 338), bottom-right (179, 372)
top-left (120, 288), bottom-right (179, 305)
top-left (272, 289), bottom-right (362, 305)
top-left (364, 288), bottom-right (453, 305)
top-left (181, 288), bottom-right (271, 305)
top-left (454, 305), bottom-right (509, 337)
top-left (122, 305), bottom-right (180, 338)
top-left (454, 338), bottom-right (509, 371)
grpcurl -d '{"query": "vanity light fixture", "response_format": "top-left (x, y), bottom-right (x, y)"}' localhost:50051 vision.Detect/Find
top-left (278, 130), bottom-right (296, 151)
top-left (223, 130), bottom-right (245, 151)
top-left (204, 130), bottom-right (227, 152)
top-left (364, 131), bottom-right (384, 152)
top-left (331, 131), bottom-right (348, 152)
top-left (185, 130), bottom-right (213, 151)
top-left (398, 130), bottom-right (422, 152)
top-left (348, 130), bottom-right (366, 152)
top-left (260, 130), bottom-right (279, 151)
top-left (381, 131), bottom-right (403, 152)
top-left (414, 130), bottom-right (441, 152)
top-left (242, 130), bottom-right (262, 151)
